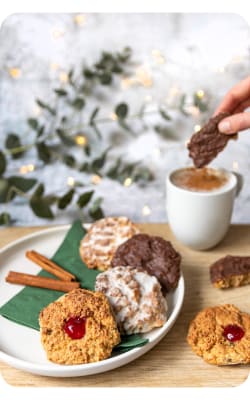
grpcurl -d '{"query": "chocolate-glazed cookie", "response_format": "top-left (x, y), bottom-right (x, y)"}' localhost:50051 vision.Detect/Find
top-left (187, 112), bottom-right (238, 168)
top-left (210, 255), bottom-right (250, 289)
top-left (111, 233), bottom-right (181, 292)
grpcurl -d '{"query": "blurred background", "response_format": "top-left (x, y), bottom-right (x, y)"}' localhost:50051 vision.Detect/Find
top-left (0, 13), bottom-right (250, 226)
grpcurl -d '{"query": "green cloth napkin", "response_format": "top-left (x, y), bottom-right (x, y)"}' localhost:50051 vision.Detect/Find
top-left (0, 220), bottom-right (148, 353)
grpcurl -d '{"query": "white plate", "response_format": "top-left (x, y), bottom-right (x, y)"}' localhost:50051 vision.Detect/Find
top-left (0, 225), bottom-right (185, 377)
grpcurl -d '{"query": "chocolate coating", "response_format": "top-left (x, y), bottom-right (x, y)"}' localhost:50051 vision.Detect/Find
top-left (187, 112), bottom-right (237, 168)
top-left (210, 255), bottom-right (250, 283)
top-left (111, 233), bottom-right (181, 292)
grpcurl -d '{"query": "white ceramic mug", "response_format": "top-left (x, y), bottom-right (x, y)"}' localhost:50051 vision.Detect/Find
top-left (166, 168), bottom-right (242, 250)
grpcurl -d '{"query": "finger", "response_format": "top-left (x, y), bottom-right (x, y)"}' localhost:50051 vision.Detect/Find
top-left (218, 111), bottom-right (250, 134)
top-left (233, 98), bottom-right (250, 113)
top-left (214, 75), bottom-right (250, 115)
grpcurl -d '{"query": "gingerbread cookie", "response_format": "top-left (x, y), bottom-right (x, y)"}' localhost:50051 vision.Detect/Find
top-left (187, 112), bottom-right (237, 168)
top-left (210, 255), bottom-right (250, 289)
top-left (95, 266), bottom-right (168, 335)
top-left (187, 304), bottom-right (250, 365)
top-left (111, 233), bottom-right (181, 293)
top-left (80, 217), bottom-right (140, 271)
top-left (39, 288), bottom-right (120, 365)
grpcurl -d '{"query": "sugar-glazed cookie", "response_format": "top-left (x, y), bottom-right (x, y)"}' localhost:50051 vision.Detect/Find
top-left (187, 304), bottom-right (250, 365)
top-left (95, 266), bottom-right (168, 335)
top-left (80, 217), bottom-right (140, 271)
top-left (39, 288), bottom-right (120, 365)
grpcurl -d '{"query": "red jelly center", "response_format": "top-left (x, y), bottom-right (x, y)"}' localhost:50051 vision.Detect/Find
top-left (223, 324), bottom-right (245, 342)
top-left (63, 317), bottom-right (86, 339)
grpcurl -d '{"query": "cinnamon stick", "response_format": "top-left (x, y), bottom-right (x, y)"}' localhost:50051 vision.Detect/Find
top-left (26, 250), bottom-right (76, 281)
top-left (6, 271), bottom-right (80, 292)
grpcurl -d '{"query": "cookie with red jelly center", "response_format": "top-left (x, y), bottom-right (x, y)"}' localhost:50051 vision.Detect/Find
top-left (187, 304), bottom-right (250, 365)
top-left (39, 288), bottom-right (120, 365)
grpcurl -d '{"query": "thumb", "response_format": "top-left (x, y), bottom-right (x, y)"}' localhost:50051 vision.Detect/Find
top-left (218, 111), bottom-right (250, 134)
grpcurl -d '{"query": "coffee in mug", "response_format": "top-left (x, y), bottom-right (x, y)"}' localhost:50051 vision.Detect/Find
top-left (171, 167), bottom-right (229, 192)
top-left (166, 167), bottom-right (242, 250)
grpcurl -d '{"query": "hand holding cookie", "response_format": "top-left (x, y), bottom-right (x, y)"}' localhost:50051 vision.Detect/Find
top-left (214, 75), bottom-right (250, 134)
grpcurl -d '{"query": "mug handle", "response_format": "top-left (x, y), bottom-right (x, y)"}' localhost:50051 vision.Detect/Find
top-left (232, 171), bottom-right (244, 197)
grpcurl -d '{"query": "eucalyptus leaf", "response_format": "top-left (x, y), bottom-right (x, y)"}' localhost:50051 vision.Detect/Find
top-left (58, 189), bottom-right (75, 210)
top-left (193, 93), bottom-right (208, 112)
top-left (27, 118), bottom-right (39, 130)
top-left (99, 72), bottom-right (112, 85)
top-left (36, 142), bottom-right (52, 163)
top-left (83, 68), bottom-right (96, 79)
top-left (32, 183), bottom-right (45, 197)
top-left (91, 148), bottom-right (109, 171)
top-left (89, 107), bottom-right (100, 125)
top-left (179, 94), bottom-right (189, 116)
top-left (29, 196), bottom-right (54, 219)
top-left (63, 154), bottom-right (76, 168)
top-left (89, 197), bottom-right (104, 220)
top-left (159, 108), bottom-right (171, 120)
top-left (106, 158), bottom-right (122, 179)
top-left (36, 99), bottom-right (56, 116)
top-left (54, 88), bottom-right (67, 97)
top-left (79, 162), bottom-right (90, 173)
top-left (37, 125), bottom-right (45, 138)
top-left (84, 144), bottom-right (91, 156)
top-left (154, 125), bottom-right (177, 140)
top-left (0, 212), bottom-right (11, 226)
top-left (117, 47), bottom-right (132, 62)
top-left (115, 103), bottom-right (128, 119)
top-left (56, 129), bottom-right (75, 146)
top-left (0, 151), bottom-right (6, 176)
top-left (77, 190), bottom-right (94, 208)
top-left (91, 123), bottom-right (102, 139)
top-left (71, 97), bottom-right (85, 110)
top-left (5, 133), bottom-right (24, 159)
top-left (8, 176), bottom-right (37, 192)
top-left (0, 178), bottom-right (10, 203)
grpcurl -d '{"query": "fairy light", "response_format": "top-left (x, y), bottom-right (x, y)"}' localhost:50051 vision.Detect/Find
top-left (59, 72), bottom-right (69, 83)
top-left (33, 105), bottom-right (42, 116)
top-left (194, 124), bottom-right (201, 132)
top-left (52, 29), bottom-right (65, 39)
top-left (8, 68), bottom-right (21, 79)
top-left (217, 66), bottom-right (225, 73)
top-left (196, 90), bottom-right (205, 99)
top-left (232, 161), bottom-right (239, 172)
top-left (19, 164), bottom-right (35, 174)
top-left (110, 112), bottom-right (118, 121)
top-left (121, 77), bottom-right (133, 89)
top-left (135, 67), bottom-right (153, 87)
top-left (142, 204), bottom-right (151, 216)
top-left (145, 95), bottom-right (153, 102)
top-left (151, 49), bottom-right (166, 64)
top-left (74, 14), bottom-right (86, 26)
top-left (67, 176), bottom-right (75, 187)
top-left (185, 105), bottom-right (200, 117)
top-left (123, 177), bottom-right (132, 187)
top-left (91, 174), bottom-right (102, 185)
top-left (75, 135), bottom-right (87, 146)
top-left (50, 62), bottom-right (60, 71)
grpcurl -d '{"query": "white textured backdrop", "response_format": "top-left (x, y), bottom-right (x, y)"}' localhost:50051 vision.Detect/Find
top-left (0, 13), bottom-right (250, 225)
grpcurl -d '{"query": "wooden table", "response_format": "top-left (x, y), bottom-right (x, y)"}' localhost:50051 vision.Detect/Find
top-left (0, 224), bottom-right (250, 387)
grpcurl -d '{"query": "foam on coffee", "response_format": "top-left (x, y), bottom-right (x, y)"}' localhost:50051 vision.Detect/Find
top-left (171, 167), bottom-right (229, 192)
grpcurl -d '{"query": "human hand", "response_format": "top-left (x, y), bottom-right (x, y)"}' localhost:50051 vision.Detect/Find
top-left (214, 75), bottom-right (250, 134)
